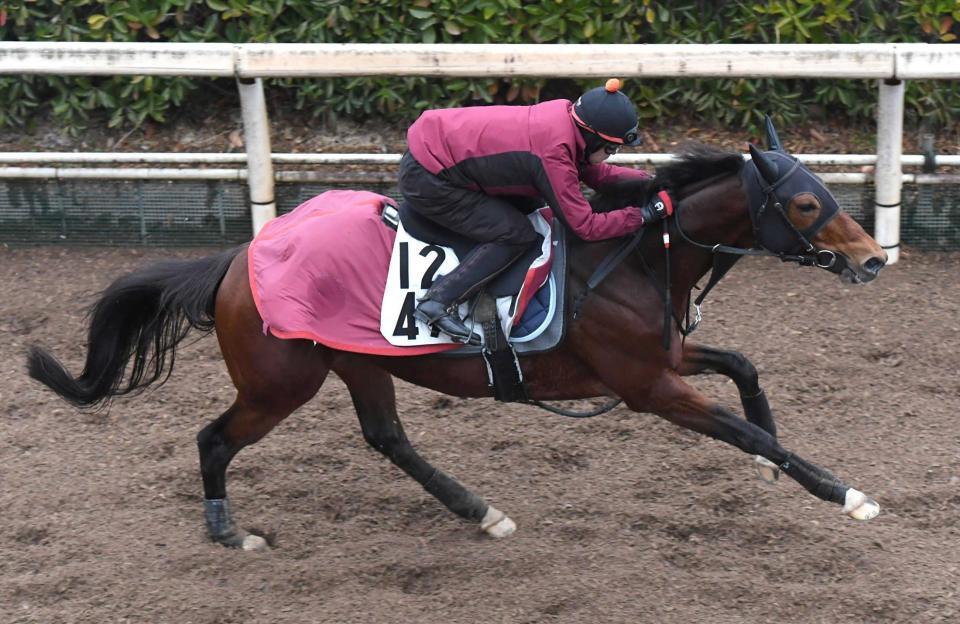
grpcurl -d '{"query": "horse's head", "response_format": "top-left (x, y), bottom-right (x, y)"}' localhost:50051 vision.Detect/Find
top-left (746, 117), bottom-right (886, 284)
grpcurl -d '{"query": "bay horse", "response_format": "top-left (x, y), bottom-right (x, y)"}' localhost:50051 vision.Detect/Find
top-left (27, 122), bottom-right (888, 551)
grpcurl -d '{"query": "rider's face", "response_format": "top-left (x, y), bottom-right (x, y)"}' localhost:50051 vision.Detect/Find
top-left (588, 148), bottom-right (610, 164)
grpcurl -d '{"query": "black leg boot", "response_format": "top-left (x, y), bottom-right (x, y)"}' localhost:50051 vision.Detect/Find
top-left (413, 296), bottom-right (481, 345)
top-left (414, 241), bottom-right (530, 345)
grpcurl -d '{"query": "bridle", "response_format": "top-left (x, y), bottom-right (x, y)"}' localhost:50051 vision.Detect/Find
top-left (672, 155), bottom-right (842, 262)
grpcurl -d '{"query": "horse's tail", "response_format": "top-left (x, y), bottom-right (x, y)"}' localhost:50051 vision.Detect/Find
top-left (27, 246), bottom-right (243, 409)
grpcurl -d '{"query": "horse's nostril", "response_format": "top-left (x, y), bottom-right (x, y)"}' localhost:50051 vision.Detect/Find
top-left (864, 256), bottom-right (885, 275)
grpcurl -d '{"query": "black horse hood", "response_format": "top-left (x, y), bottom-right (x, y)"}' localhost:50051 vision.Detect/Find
top-left (742, 149), bottom-right (842, 255)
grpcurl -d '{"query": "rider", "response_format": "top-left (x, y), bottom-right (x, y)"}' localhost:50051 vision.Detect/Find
top-left (398, 78), bottom-right (673, 344)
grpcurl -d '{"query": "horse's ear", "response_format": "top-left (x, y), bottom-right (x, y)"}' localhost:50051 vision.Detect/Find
top-left (764, 115), bottom-right (784, 152)
top-left (749, 143), bottom-right (779, 183)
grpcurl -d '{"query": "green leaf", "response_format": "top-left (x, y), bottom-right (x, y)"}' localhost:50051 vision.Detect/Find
top-left (409, 8), bottom-right (433, 19)
top-left (87, 14), bottom-right (108, 30)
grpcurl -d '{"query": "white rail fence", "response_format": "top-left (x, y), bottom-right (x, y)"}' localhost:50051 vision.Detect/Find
top-left (2, 42), bottom-right (960, 261)
top-left (2, 154), bottom-right (959, 187)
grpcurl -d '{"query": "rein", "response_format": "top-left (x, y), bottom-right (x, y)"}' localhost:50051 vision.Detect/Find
top-left (569, 173), bottom-right (730, 341)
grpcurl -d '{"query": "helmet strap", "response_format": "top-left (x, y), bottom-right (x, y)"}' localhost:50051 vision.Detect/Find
top-left (578, 126), bottom-right (607, 157)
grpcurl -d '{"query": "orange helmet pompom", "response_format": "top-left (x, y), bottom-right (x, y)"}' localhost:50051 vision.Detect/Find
top-left (604, 78), bottom-right (621, 93)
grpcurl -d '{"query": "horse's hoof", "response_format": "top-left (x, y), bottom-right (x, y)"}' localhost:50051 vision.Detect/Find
top-left (241, 533), bottom-right (269, 551)
top-left (842, 488), bottom-right (880, 521)
top-left (480, 506), bottom-right (516, 538)
top-left (754, 455), bottom-right (780, 483)
top-left (214, 529), bottom-right (270, 551)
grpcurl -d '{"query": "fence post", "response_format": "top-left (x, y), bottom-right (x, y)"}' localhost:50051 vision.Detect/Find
top-left (874, 78), bottom-right (904, 264)
top-left (237, 77), bottom-right (276, 237)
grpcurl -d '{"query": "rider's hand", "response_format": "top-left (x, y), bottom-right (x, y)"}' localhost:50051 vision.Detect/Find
top-left (638, 190), bottom-right (674, 225)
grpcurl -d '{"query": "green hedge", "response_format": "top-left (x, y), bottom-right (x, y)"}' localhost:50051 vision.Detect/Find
top-left (0, 0), bottom-right (957, 134)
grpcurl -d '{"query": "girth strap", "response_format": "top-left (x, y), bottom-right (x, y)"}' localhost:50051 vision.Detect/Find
top-left (475, 293), bottom-right (528, 403)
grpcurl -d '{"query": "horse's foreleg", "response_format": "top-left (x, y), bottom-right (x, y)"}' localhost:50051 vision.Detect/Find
top-left (679, 344), bottom-right (781, 482)
top-left (635, 373), bottom-right (879, 520)
top-left (336, 361), bottom-right (515, 538)
top-left (679, 344), bottom-right (775, 435)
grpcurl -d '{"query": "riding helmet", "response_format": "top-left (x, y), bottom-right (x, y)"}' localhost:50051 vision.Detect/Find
top-left (572, 79), bottom-right (642, 146)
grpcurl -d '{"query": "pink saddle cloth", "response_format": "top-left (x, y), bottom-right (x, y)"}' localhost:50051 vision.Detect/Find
top-left (248, 190), bottom-right (461, 356)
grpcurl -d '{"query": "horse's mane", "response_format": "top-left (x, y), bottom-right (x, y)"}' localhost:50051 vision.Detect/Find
top-left (590, 143), bottom-right (744, 213)
top-left (652, 143), bottom-right (744, 190)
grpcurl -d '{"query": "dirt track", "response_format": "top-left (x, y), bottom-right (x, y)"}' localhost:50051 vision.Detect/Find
top-left (2, 245), bottom-right (959, 624)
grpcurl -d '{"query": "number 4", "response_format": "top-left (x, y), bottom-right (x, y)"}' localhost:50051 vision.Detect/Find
top-left (393, 292), bottom-right (419, 339)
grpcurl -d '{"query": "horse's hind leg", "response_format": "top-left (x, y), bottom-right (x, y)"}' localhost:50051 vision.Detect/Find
top-left (197, 250), bottom-right (331, 549)
top-left (197, 365), bottom-right (329, 549)
top-left (197, 402), bottom-right (268, 550)
top-left (679, 343), bottom-right (781, 483)
top-left (197, 386), bottom-right (326, 550)
top-left (199, 340), bottom-right (330, 552)
top-left (335, 360), bottom-right (515, 538)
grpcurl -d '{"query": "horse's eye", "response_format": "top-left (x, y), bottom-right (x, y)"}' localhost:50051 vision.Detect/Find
top-left (798, 202), bottom-right (818, 213)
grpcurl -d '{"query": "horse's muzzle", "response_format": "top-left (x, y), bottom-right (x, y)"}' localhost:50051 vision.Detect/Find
top-left (839, 254), bottom-right (885, 284)
top-left (863, 256), bottom-right (886, 279)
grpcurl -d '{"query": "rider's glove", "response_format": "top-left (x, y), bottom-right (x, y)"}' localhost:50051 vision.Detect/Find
top-left (639, 190), bottom-right (674, 225)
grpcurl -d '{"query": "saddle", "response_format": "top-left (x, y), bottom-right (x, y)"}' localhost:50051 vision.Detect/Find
top-left (380, 201), bottom-right (569, 401)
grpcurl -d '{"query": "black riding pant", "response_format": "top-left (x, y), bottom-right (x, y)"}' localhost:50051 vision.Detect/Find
top-left (398, 152), bottom-right (539, 304)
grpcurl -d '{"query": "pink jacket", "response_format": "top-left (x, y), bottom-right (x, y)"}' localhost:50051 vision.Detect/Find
top-left (407, 99), bottom-right (651, 241)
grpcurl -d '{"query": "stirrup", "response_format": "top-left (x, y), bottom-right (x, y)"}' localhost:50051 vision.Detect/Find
top-left (414, 300), bottom-right (481, 345)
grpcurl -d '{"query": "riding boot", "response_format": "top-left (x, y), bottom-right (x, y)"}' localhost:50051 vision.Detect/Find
top-left (414, 241), bottom-right (530, 345)
top-left (413, 298), bottom-right (481, 345)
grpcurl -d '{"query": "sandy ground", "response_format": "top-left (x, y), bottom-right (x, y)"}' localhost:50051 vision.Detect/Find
top-left (2, 245), bottom-right (959, 624)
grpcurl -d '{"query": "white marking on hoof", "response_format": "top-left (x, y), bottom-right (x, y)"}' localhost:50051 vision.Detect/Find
top-left (241, 534), bottom-right (269, 551)
top-left (843, 488), bottom-right (880, 521)
top-left (480, 506), bottom-right (516, 538)
top-left (754, 455), bottom-right (780, 483)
